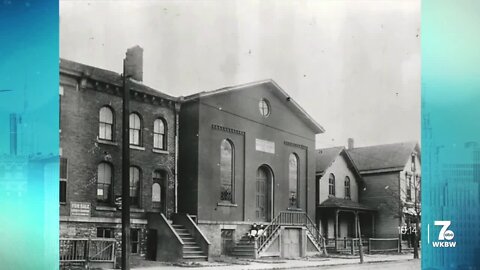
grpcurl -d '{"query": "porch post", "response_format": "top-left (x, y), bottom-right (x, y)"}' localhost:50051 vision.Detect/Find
top-left (371, 214), bottom-right (375, 237)
top-left (334, 210), bottom-right (339, 251)
top-left (354, 211), bottom-right (359, 238)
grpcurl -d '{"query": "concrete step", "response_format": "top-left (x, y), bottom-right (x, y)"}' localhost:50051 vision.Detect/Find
top-left (231, 252), bottom-right (255, 257)
top-left (183, 250), bottom-right (205, 255)
top-left (235, 244), bottom-right (255, 248)
top-left (181, 238), bottom-right (195, 242)
top-left (181, 255), bottom-right (208, 261)
top-left (172, 222), bottom-right (209, 261)
top-left (183, 245), bottom-right (202, 250)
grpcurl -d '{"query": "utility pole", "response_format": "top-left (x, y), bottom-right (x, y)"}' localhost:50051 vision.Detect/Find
top-left (121, 58), bottom-right (131, 270)
top-left (357, 217), bottom-right (364, 264)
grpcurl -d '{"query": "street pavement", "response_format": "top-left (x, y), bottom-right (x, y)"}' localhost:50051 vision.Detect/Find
top-left (131, 254), bottom-right (418, 270)
top-left (300, 260), bottom-right (419, 270)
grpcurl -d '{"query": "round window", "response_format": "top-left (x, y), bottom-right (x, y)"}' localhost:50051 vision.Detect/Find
top-left (258, 99), bottom-right (270, 117)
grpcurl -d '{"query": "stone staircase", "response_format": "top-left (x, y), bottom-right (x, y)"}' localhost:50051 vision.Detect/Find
top-left (171, 224), bottom-right (208, 261)
top-left (231, 235), bottom-right (256, 258)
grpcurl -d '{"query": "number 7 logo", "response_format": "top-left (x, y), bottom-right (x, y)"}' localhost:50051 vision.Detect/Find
top-left (434, 221), bottom-right (453, 240)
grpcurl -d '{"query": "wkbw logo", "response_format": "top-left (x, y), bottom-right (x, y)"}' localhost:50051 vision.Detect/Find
top-left (431, 221), bottom-right (456, 248)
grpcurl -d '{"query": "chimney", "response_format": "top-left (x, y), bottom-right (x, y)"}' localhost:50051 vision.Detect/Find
top-left (347, 138), bottom-right (354, 149)
top-left (124, 45), bottom-right (143, 82)
top-left (10, 113), bottom-right (17, 155)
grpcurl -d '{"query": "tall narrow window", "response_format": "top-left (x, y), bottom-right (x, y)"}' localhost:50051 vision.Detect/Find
top-left (153, 118), bottom-right (166, 150)
top-left (99, 106), bottom-right (114, 141)
top-left (129, 113), bottom-right (142, 146)
top-left (220, 139), bottom-right (234, 202)
top-left (344, 176), bottom-right (351, 199)
top-left (328, 174), bottom-right (335, 196)
top-left (129, 166), bottom-right (140, 206)
top-left (411, 154), bottom-right (416, 172)
top-left (97, 163), bottom-right (112, 203)
top-left (289, 153), bottom-right (299, 208)
top-left (131, 229), bottom-right (140, 254)
top-left (60, 157), bottom-right (67, 203)
top-left (152, 170), bottom-right (166, 209)
top-left (406, 174), bottom-right (412, 201)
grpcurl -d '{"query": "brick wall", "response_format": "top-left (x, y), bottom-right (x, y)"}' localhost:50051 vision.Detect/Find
top-left (59, 72), bottom-right (177, 219)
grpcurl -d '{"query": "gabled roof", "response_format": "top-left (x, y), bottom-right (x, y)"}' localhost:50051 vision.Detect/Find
top-left (59, 58), bottom-right (177, 101)
top-left (316, 146), bottom-right (365, 187)
top-left (347, 141), bottom-right (420, 174)
top-left (316, 147), bottom-right (344, 174)
top-left (318, 197), bottom-right (375, 211)
top-left (183, 79), bottom-right (325, 134)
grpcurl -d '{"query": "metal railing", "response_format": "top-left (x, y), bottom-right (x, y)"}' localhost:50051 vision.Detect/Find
top-left (256, 211), bottom-right (325, 254)
top-left (60, 238), bottom-right (116, 267)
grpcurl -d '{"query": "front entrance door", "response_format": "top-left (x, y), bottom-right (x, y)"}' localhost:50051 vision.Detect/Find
top-left (256, 166), bottom-right (271, 221)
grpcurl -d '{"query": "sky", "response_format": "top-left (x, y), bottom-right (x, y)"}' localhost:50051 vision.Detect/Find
top-left (60, 0), bottom-right (420, 149)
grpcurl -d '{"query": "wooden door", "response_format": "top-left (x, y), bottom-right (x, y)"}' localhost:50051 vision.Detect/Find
top-left (283, 228), bottom-right (301, 258)
top-left (256, 167), bottom-right (269, 221)
top-left (146, 229), bottom-right (157, 261)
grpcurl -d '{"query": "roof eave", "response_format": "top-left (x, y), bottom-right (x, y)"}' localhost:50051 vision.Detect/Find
top-left (188, 79), bottom-right (325, 134)
top-left (359, 166), bottom-right (406, 175)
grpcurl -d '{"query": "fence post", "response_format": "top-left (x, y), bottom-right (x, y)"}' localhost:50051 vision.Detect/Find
top-left (368, 238), bottom-right (371, 254)
top-left (85, 238), bottom-right (90, 269)
top-left (350, 239), bottom-right (354, 255)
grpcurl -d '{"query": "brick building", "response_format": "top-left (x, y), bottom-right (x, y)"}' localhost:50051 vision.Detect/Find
top-left (178, 80), bottom-right (325, 258)
top-left (59, 47), bottom-right (179, 263)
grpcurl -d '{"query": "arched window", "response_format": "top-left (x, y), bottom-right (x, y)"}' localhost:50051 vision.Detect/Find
top-left (129, 113), bottom-right (142, 146)
top-left (129, 166), bottom-right (140, 206)
top-left (152, 183), bottom-right (161, 204)
top-left (328, 174), bottom-right (335, 196)
top-left (289, 153), bottom-right (299, 208)
top-left (152, 170), bottom-right (166, 209)
top-left (153, 118), bottom-right (167, 150)
top-left (97, 162), bottom-right (112, 203)
top-left (99, 106), bottom-right (114, 141)
top-left (220, 139), bottom-right (234, 202)
top-left (344, 176), bottom-right (351, 199)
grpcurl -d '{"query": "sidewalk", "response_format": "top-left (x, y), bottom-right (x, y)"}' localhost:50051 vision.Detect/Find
top-left (131, 253), bottom-right (416, 270)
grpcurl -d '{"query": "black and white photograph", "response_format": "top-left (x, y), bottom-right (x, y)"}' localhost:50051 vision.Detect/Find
top-left (58, 1), bottom-right (421, 269)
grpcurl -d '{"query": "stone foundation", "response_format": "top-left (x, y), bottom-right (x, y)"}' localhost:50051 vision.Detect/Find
top-left (197, 221), bottom-right (267, 256)
top-left (60, 220), bottom-right (148, 268)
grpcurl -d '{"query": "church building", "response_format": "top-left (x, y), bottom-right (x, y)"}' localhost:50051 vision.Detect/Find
top-left (177, 80), bottom-right (325, 257)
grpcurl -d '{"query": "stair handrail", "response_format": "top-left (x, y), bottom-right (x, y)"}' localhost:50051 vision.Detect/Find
top-left (304, 213), bottom-right (323, 243)
top-left (304, 213), bottom-right (327, 253)
top-left (256, 211), bottom-right (326, 255)
top-left (256, 213), bottom-right (282, 252)
top-left (256, 211), bottom-right (304, 252)
top-left (160, 213), bottom-right (185, 245)
top-left (171, 213), bottom-right (210, 257)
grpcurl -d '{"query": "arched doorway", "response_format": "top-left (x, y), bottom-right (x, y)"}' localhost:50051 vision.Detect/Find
top-left (255, 165), bottom-right (273, 222)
